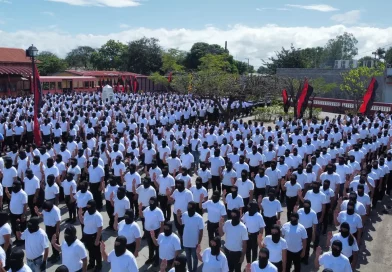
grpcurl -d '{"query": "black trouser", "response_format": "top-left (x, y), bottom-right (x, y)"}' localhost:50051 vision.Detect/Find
top-left (14, 135), bottom-right (21, 145)
top-left (224, 248), bottom-right (242, 272)
top-left (322, 203), bottom-right (331, 233)
top-left (202, 183), bottom-right (209, 192)
top-left (9, 213), bottom-right (25, 241)
top-left (89, 182), bottom-right (102, 210)
top-left (28, 195), bottom-right (38, 217)
top-left (65, 195), bottom-right (76, 220)
top-left (195, 204), bottom-right (203, 216)
top-left (246, 232), bottom-right (259, 263)
top-left (126, 191), bottom-right (139, 218)
top-left (314, 212), bottom-right (322, 249)
top-left (249, 166), bottom-right (259, 177)
top-left (286, 250), bottom-right (301, 272)
top-left (2, 187), bottom-right (11, 207)
top-left (113, 176), bottom-right (121, 186)
top-left (272, 261), bottom-right (283, 272)
top-left (146, 228), bottom-right (160, 262)
top-left (43, 134), bottom-right (51, 144)
top-left (222, 184), bottom-right (232, 194)
top-left (207, 221), bottom-right (219, 242)
top-left (303, 227), bottom-right (313, 262)
top-left (126, 242), bottom-right (136, 254)
top-left (173, 213), bottom-right (184, 240)
top-left (254, 187), bottom-right (266, 201)
top-left (263, 216), bottom-right (277, 236)
top-left (286, 196), bottom-right (298, 219)
top-left (106, 201), bottom-right (114, 228)
top-left (243, 197), bottom-right (250, 213)
top-left (46, 225), bottom-right (59, 257)
top-left (158, 195), bottom-right (171, 221)
top-left (26, 132), bottom-right (33, 144)
top-left (83, 232), bottom-right (102, 268)
top-left (211, 175), bottom-right (221, 195)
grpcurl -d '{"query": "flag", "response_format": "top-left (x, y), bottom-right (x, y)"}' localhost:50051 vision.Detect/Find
top-left (168, 72), bottom-right (173, 83)
top-left (121, 76), bottom-right (126, 93)
top-left (33, 63), bottom-right (43, 147)
top-left (129, 75), bottom-right (133, 93)
top-left (296, 79), bottom-right (314, 118)
top-left (282, 89), bottom-right (289, 113)
top-left (133, 76), bottom-right (138, 93)
top-left (359, 77), bottom-right (379, 115)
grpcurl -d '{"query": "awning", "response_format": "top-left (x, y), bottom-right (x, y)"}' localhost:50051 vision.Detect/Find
top-left (0, 66), bottom-right (32, 76)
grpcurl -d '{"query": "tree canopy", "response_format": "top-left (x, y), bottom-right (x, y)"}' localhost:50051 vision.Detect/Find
top-left (37, 51), bottom-right (67, 76)
top-left (65, 46), bottom-right (96, 69)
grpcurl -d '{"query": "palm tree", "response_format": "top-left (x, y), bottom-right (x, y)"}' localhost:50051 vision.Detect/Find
top-left (376, 47), bottom-right (386, 60)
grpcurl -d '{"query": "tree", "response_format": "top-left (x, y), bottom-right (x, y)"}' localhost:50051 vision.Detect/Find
top-left (375, 47), bottom-right (386, 60)
top-left (198, 53), bottom-right (234, 72)
top-left (358, 56), bottom-right (373, 67)
top-left (262, 45), bottom-right (308, 74)
top-left (184, 42), bottom-right (226, 70)
top-left (36, 51), bottom-right (67, 76)
top-left (149, 72), bottom-right (171, 91)
top-left (340, 63), bottom-right (385, 110)
top-left (171, 70), bottom-right (284, 122)
top-left (234, 60), bottom-right (254, 75)
top-left (308, 77), bottom-right (337, 117)
top-left (65, 46), bottom-right (96, 69)
top-left (385, 47), bottom-right (392, 66)
top-left (323, 32), bottom-right (358, 67)
top-left (90, 40), bottom-right (127, 71)
top-left (161, 49), bottom-right (186, 74)
top-left (257, 66), bottom-right (270, 74)
top-left (300, 47), bottom-right (325, 68)
top-left (122, 37), bottom-right (163, 75)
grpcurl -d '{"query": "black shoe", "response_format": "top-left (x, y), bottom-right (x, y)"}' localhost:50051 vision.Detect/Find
top-left (49, 255), bottom-right (60, 263)
top-left (87, 264), bottom-right (95, 270)
top-left (145, 258), bottom-right (154, 265)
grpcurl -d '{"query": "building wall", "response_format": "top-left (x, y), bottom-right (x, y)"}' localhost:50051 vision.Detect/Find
top-left (277, 68), bottom-right (387, 102)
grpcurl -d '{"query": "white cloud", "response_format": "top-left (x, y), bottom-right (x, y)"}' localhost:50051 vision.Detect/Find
top-left (1, 24), bottom-right (391, 67)
top-left (119, 24), bottom-right (130, 29)
top-left (285, 4), bottom-right (338, 12)
top-left (42, 11), bottom-right (55, 17)
top-left (46, 0), bottom-right (141, 8)
top-left (331, 10), bottom-right (361, 25)
top-left (0, 0), bottom-right (12, 4)
top-left (256, 8), bottom-right (289, 11)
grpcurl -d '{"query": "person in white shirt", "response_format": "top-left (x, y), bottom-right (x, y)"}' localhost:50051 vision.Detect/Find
top-left (235, 170), bottom-right (254, 212)
top-left (281, 212), bottom-right (307, 272)
top-left (223, 185), bottom-right (244, 219)
top-left (262, 225), bottom-right (287, 272)
top-left (209, 148), bottom-right (225, 194)
top-left (281, 175), bottom-right (302, 220)
top-left (51, 225), bottom-right (88, 272)
top-left (17, 217), bottom-right (49, 272)
top-left (7, 180), bottom-right (28, 245)
top-left (0, 211), bottom-right (11, 269)
top-left (151, 222), bottom-right (181, 268)
top-left (334, 201), bottom-right (363, 245)
top-left (7, 248), bottom-right (33, 272)
top-left (176, 201), bottom-right (204, 272)
top-left (247, 247), bottom-right (278, 272)
top-left (196, 236), bottom-right (229, 272)
top-left (261, 189), bottom-right (282, 236)
top-left (297, 200), bottom-right (318, 265)
top-left (100, 236), bottom-right (138, 272)
top-left (113, 209), bottom-right (141, 256)
top-left (242, 201), bottom-right (265, 264)
top-left (139, 196), bottom-right (164, 267)
top-left (78, 199), bottom-right (103, 271)
top-left (87, 158), bottom-right (105, 211)
top-left (218, 208), bottom-right (248, 272)
top-left (24, 169), bottom-right (40, 217)
top-left (315, 240), bottom-right (352, 272)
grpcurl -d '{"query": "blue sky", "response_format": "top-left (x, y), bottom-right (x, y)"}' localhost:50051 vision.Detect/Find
top-left (1, 0), bottom-right (392, 67)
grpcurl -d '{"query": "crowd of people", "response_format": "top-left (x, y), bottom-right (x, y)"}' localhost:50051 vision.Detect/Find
top-left (0, 91), bottom-right (389, 272)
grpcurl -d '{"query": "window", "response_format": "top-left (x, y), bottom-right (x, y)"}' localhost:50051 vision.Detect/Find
top-left (42, 82), bottom-right (50, 90)
top-left (57, 82), bottom-right (62, 90)
top-left (84, 81), bottom-right (89, 88)
top-left (50, 82), bottom-right (56, 90)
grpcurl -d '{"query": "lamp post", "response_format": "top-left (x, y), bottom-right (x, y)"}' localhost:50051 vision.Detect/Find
top-left (26, 44), bottom-right (39, 93)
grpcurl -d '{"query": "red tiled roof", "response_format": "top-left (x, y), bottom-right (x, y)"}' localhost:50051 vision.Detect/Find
top-left (0, 65), bottom-right (32, 76)
top-left (65, 70), bottom-right (142, 77)
top-left (0, 47), bottom-right (32, 64)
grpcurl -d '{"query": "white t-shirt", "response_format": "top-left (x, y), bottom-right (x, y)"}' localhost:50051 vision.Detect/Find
top-left (209, 156), bottom-right (225, 176)
top-left (319, 252), bottom-right (352, 272)
top-left (284, 182), bottom-right (302, 197)
top-left (261, 198), bottom-right (282, 218)
top-left (42, 205), bottom-right (61, 227)
top-left (223, 221), bottom-right (248, 251)
top-left (226, 194), bottom-right (244, 210)
top-left (118, 221), bottom-right (141, 244)
top-left (202, 200), bottom-right (227, 223)
top-left (61, 239), bottom-right (88, 272)
top-left (297, 208), bottom-right (318, 229)
top-left (23, 176), bottom-right (40, 196)
top-left (201, 248), bottom-right (229, 272)
top-left (83, 212), bottom-right (103, 235)
top-left (0, 223), bottom-right (12, 245)
top-left (337, 211), bottom-right (363, 234)
top-left (172, 189), bottom-right (193, 213)
top-left (75, 191), bottom-right (93, 208)
top-left (190, 186), bottom-right (208, 204)
top-left (10, 190), bottom-right (28, 215)
top-left (242, 212), bottom-right (266, 233)
top-left (144, 207), bottom-right (165, 231)
top-left (21, 229), bottom-right (50, 259)
top-left (182, 212), bottom-right (204, 248)
top-left (304, 191), bottom-right (327, 213)
top-left (281, 222), bottom-right (307, 252)
top-left (235, 179), bottom-right (254, 198)
top-left (107, 250), bottom-right (138, 272)
top-left (136, 186), bottom-right (156, 207)
top-left (330, 233), bottom-right (359, 258)
top-left (263, 236), bottom-right (288, 263)
top-left (157, 233), bottom-right (182, 260)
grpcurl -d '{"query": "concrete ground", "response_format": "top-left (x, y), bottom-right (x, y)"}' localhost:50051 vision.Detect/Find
top-left (17, 111), bottom-right (392, 272)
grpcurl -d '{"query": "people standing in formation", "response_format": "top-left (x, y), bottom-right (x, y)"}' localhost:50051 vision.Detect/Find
top-left (0, 91), bottom-right (390, 272)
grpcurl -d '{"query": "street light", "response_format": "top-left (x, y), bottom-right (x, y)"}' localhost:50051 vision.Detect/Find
top-left (26, 44), bottom-right (39, 94)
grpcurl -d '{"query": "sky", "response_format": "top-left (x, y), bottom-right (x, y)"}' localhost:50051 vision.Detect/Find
top-left (1, 0), bottom-right (392, 67)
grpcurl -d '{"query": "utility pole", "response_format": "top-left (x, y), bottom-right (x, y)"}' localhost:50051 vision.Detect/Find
top-left (245, 58), bottom-right (250, 73)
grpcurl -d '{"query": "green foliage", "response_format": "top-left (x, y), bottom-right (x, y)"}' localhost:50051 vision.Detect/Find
top-left (149, 72), bottom-right (169, 89)
top-left (90, 40), bottom-right (127, 71)
top-left (309, 77), bottom-right (337, 97)
top-left (36, 51), bottom-right (67, 76)
top-left (358, 56), bottom-right (374, 67)
top-left (199, 53), bottom-right (235, 73)
top-left (323, 32), bottom-right (358, 67)
top-left (122, 37), bottom-right (163, 75)
top-left (385, 47), bottom-right (392, 65)
top-left (185, 42), bottom-right (227, 70)
top-left (254, 105), bottom-right (322, 122)
top-left (340, 63), bottom-right (385, 109)
top-left (161, 49), bottom-right (186, 74)
top-left (263, 45), bottom-right (308, 74)
top-left (65, 46), bottom-right (96, 69)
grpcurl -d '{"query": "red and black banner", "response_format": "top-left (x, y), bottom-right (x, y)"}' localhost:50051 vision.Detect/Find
top-left (296, 79), bottom-right (313, 118)
top-left (168, 72), bottom-right (173, 83)
top-left (33, 63), bottom-right (43, 147)
top-left (282, 89), bottom-right (289, 113)
top-left (133, 76), bottom-right (138, 93)
top-left (359, 77), bottom-right (378, 115)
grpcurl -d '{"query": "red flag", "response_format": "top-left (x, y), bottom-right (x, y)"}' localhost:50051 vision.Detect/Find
top-left (282, 89), bottom-right (289, 113)
top-left (168, 72), bottom-right (172, 83)
top-left (296, 79), bottom-right (313, 118)
top-left (359, 77), bottom-right (379, 115)
top-left (121, 76), bottom-right (126, 93)
top-left (133, 76), bottom-right (138, 93)
top-left (33, 64), bottom-right (42, 147)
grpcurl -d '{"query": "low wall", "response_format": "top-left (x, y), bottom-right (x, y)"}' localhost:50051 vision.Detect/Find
top-left (312, 97), bottom-right (392, 113)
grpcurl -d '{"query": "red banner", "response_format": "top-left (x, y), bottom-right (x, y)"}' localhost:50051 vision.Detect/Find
top-left (168, 72), bottom-right (172, 83)
top-left (33, 64), bottom-right (42, 147)
top-left (297, 80), bottom-right (309, 118)
top-left (359, 77), bottom-right (379, 115)
top-left (282, 89), bottom-right (288, 104)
